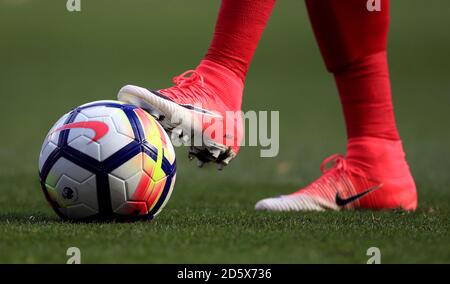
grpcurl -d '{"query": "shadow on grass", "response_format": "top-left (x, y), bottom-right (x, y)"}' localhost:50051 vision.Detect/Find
top-left (0, 212), bottom-right (61, 224)
top-left (0, 212), bottom-right (156, 225)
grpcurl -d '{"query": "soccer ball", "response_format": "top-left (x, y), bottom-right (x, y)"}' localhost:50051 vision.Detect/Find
top-left (38, 100), bottom-right (176, 221)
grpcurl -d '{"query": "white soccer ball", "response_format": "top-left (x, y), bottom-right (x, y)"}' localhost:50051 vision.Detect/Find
top-left (38, 100), bottom-right (176, 221)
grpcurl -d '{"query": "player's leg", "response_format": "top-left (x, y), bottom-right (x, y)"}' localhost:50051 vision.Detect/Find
top-left (256, 0), bottom-right (417, 211)
top-left (119, 0), bottom-right (276, 167)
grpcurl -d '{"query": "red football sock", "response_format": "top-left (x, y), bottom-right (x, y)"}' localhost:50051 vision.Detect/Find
top-left (204, 0), bottom-right (276, 82)
top-left (179, 0), bottom-right (275, 112)
top-left (161, 0), bottom-right (275, 137)
top-left (306, 0), bottom-right (400, 141)
top-left (335, 51), bottom-right (400, 140)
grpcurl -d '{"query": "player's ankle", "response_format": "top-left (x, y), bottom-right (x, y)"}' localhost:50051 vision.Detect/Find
top-left (345, 137), bottom-right (417, 210)
top-left (346, 136), bottom-right (411, 179)
top-left (196, 59), bottom-right (244, 111)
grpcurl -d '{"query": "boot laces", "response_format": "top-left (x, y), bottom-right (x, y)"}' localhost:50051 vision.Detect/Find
top-left (319, 154), bottom-right (366, 177)
top-left (297, 154), bottom-right (369, 195)
top-left (163, 70), bottom-right (214, 103)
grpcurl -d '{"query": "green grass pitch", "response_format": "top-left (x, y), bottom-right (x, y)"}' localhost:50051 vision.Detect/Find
top-left (0, 1), bottom-right (449, 263)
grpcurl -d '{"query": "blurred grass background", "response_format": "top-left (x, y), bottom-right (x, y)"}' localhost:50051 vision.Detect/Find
top-left (0, 0), bottom-right (449, 263)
